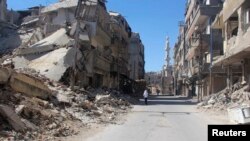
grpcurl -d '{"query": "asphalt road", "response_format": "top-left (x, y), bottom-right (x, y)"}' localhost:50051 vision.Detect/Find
top-left (82, 96), bottom-right (228, 141)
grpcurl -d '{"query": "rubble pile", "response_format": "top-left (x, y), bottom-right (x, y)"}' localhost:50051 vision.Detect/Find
top-left (0, 0), bottom-right (142, 140)
top-left (0, 67), bottom-right (133, 141)
top-left (198, 82), bottom-right (250, 112)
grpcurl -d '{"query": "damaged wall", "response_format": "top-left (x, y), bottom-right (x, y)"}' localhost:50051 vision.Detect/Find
top-left (128, 32), bottom-right (145, 80)
top-left (1, 0), bottom-right (144, 92)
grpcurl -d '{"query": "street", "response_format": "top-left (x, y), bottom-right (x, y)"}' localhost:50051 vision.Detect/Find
top-left (71, 96), bottom-right (228, 141)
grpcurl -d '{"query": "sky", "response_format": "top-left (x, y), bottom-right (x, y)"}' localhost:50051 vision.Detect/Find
top-left (7, 0), bottom-right (186, 72)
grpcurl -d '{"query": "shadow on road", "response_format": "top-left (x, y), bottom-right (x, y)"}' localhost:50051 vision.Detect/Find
top-left (131, 111), bottom-right (196, 115)
top-left (136, 96), bottom-right (198, 106)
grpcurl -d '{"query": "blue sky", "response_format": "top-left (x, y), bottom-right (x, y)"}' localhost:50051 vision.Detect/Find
top-left (7, 0), bottom-right (186, 72)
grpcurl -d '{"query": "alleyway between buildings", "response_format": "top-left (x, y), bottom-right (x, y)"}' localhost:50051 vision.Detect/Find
top-left (67, 96), bottom-right (229, 141)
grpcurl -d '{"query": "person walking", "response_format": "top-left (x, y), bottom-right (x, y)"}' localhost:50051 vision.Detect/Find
top-left (143, 89), bottom-right (149, 105)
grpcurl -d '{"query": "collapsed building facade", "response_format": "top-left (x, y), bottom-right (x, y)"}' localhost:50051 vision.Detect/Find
top-left (0, 0), bottom-right (145, 92)
top-left (0, 1), bottom-right (143, 139)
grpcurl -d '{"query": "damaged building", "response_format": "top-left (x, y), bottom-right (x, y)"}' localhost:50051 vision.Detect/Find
top-left (128, 32), bottom-right (145, 80)
top-left (212, 0), bottom-right (250, 88)
top-left (0, 0), bottom-right (144, 139)
top-left (174, 0), bottom-right (250, 104)
top-left (173, 22), bottom-right (188, 96)
top-left (1, 0), bottom-right (144, 91)
top-left (174, 0), bottom-right (225, 99)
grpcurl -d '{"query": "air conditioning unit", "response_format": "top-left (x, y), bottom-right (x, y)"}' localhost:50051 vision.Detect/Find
top-left (227, 105), bottom-right (250, 124)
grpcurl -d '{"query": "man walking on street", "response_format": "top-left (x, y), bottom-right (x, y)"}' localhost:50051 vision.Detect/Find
top-left (143, 89), bottom-right (149, 105)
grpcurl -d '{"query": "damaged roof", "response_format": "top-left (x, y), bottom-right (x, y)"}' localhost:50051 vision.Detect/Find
top-left (17, 28), bottom-right (74, 55)
top-left (41, 0), bottom-right (101, 13)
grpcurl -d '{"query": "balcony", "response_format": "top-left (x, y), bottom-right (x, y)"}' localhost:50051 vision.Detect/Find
top-left (192, 64), bottom-right (199, 75)
top-left (186, 34), bottom-right (210, 60)
top-left (186, 46), bottom-right (198, 60)
top-left (201, 63), bottom-right (210, 73)
top-left (186, 4), bottom-right (222, 39)
top-left (190, 34), bottom-right (210, 48)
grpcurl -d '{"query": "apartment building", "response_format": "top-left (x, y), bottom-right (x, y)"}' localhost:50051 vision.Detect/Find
top-left (174, 0), bottom-right (225, 99)
top-left (128, 32), bottom-right (145, 80)
top-left (212, 0), bottom-right (250, 88)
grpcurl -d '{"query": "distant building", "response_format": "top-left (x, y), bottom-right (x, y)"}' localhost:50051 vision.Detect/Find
top-left (145, 71), bottom-right (162, 94)
top-left (128, 32), bottom-right (145, 80)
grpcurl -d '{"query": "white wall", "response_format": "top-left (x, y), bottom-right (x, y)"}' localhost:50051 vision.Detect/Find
top-left (51, 8), bottom-right (75, 25)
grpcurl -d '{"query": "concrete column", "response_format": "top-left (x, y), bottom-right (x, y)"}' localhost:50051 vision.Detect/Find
top-left (243, 59), bottom-right (250, 83)
top-left (237, 7), bottom-right (243, 36)
top-left (227, 65), bottom-right (233, 88)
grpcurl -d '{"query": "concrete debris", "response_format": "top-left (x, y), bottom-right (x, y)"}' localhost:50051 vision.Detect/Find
top-left (16, 28), bottom-right (75, 55)
top-left (0, 0), bottom-right (142, 140)
top-left (15, 105), bottom-right (25, 115)
top-left (0, 66), bottom-right (134, 140)
top-left (198, 83), bottom-right (250, 113)
top-left (56, 93), bottom-right (72, 105)
top-left (0, 67), bottom-right (12, 84)
top-left (0, 104), bottom-right (27, 132)
top-left (9, 71), bottom-right (52, 100)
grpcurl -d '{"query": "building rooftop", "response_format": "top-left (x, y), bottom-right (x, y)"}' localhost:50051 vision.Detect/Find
top-left (41, 0), bottom-right (99, 13)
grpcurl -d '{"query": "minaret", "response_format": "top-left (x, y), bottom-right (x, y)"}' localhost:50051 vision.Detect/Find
top-left (163, 36), bottom-right (171, 77)
top-left (162, 36), bottom-right (173, 94)
top-left (165, 36), bottom-right (171, 68)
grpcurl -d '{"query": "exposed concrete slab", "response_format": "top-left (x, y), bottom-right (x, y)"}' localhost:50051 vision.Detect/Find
top-left (0, 67), bottom-right (12, 84)
top-left (10, 72), bottom-right (51, 100)
top-left (0, 104), bottom-right (27, 132)
top-left (28, 47), bottom-right (82, 81)
top-left (17, 28), bottom-right (75, 55)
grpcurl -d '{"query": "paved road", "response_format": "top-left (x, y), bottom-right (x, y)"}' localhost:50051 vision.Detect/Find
top-left (82, 96), bottom-right (228, 141)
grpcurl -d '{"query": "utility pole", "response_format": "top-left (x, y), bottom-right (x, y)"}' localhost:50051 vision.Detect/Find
top-left (198, 26), bottom-right (203, 102)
